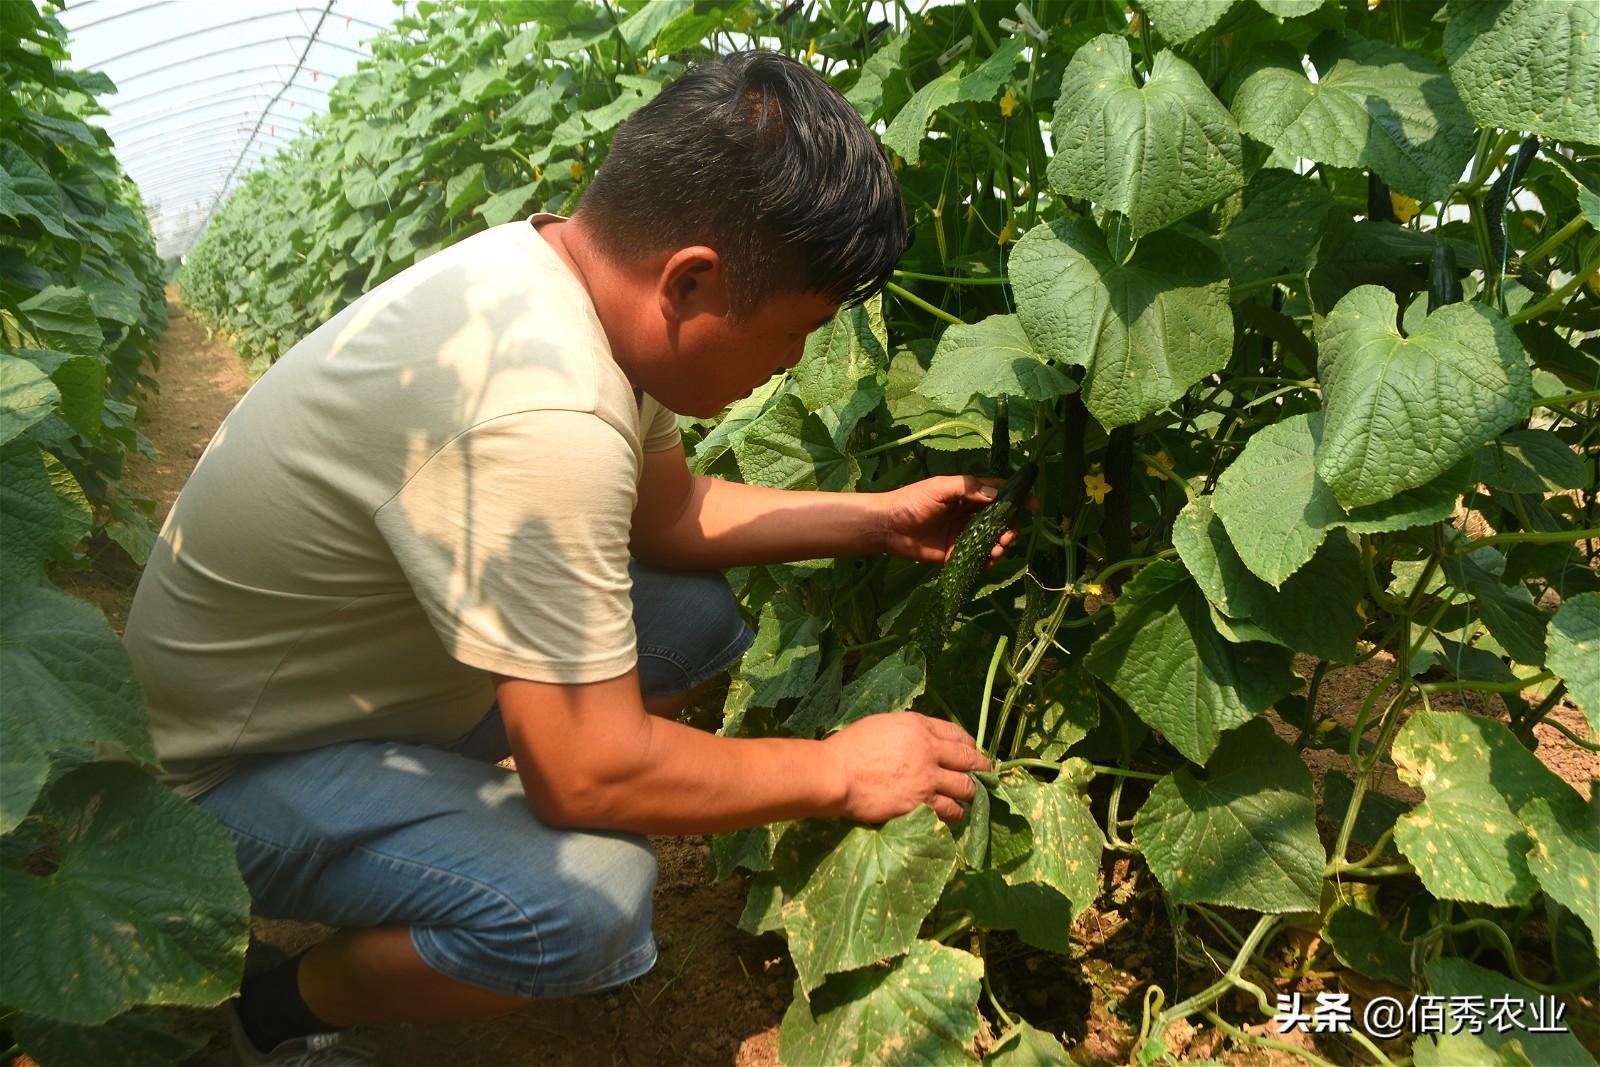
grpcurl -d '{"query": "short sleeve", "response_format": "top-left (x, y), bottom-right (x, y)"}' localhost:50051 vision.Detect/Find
top-left (640, 393), bottom-right (682, 453)
top-left (374, 409), bottom-right (640, 684)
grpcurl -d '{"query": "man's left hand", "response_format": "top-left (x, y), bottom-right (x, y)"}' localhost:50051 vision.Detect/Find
top-left (874, 475), bottom-right (1037, 565)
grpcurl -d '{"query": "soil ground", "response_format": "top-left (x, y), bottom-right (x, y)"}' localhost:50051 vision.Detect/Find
top-left (42, 291), bottom-right (1598, 1066)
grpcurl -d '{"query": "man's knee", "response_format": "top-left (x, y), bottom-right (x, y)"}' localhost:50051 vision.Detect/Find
top-left (417, 831), bottom-right (659, 999)
top-left (632, 564), bottom-right (754, 700)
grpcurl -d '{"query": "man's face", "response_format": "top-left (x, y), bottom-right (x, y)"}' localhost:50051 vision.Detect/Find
top-left (659, 290), bottom-right (840, 418)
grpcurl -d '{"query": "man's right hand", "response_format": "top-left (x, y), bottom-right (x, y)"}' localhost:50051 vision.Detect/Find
top-left (821, 712), bottom-right (991, 824)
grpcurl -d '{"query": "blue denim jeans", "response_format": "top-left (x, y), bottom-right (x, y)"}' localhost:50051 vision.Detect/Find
top-left (193, 560), bottom-right (753, 999)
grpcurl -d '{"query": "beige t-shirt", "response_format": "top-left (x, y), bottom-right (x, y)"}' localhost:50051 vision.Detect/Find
top-left (120, 215), bottom-right (680, 800)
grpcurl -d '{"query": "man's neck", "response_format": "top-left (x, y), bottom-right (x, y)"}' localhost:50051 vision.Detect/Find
top-left (534, 217), bottom-right (639, 378)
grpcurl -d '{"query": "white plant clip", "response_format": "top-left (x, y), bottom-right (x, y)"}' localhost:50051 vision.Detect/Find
top-left (937, 34), bottom-right (973, 67)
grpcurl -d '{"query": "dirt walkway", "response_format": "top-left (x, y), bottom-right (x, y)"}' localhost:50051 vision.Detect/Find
top-left (60, 291), bottom-right (1595, 1066)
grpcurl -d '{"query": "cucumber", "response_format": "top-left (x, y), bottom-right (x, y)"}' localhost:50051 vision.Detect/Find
top-left (1427, 242), bottom-right (1462, 314)
top-left (915, 461), bottom-right (1038, 666)
top-left (990, 393), bottom-right (1010, 476)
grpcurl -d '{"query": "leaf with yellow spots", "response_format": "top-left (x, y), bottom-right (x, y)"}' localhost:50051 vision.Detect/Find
top-left (1134, 718), bottom-right (1324, 912)
top-left (1546, 591), bottom-right (1599, 736)
top-left (778, 940), bottom-right (982, 1066)
top-left (1392, 712), bottom-right (1582, 907)
top-left (989, 769), bottom-right (1104, 916)
top-left (1519, 791), bottom-right (1599, 945)
top-left (772, 805), bottom-right (958, 994)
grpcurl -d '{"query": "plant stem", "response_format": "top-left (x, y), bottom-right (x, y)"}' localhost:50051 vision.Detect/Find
top-left (1091, 547), bottom-right (1177, 588)
top-left (1542, 715), bottom-right (1600, 752)
top-left (1230, 273), bottom-right (1306, 298)
top-left (1155, 915), bottom-right (1281, 1033)
top-left (855, 418), bottom-right (991, 457)
top-left (976, 636), bottom-right (1008, 753)
top-left (1533, 389), bottom-right (1600, 407)
top-left (1418, 670), bottom-right (1552, 694)
top-left (1510, 255), bottom-right (1600, 324)
top-left (1454, 526), bottom-right (1600, 552)
top-left (1201, 1011), bottom-right (1340, 1067)
top-left (893, 269), bottom-right (1009, 286)
top-left (1134, 450), bottom-right (1196, 501)
top-left (1521, 215), bottom-right (1587, 264)
top-left (885, 280), bottom-right (967, 326)
top-left (1428, 919), bottom-right (1600, 993)
top-left (1091, 762), bottom-right (1162, 781)
top-left (929, 913), bottom-right (974, 943)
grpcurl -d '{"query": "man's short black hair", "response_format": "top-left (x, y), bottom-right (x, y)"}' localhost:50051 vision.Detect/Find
top-left (576, 50), bottom-right (908, 318)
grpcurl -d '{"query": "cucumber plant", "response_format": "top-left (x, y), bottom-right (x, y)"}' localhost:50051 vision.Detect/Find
top-left (1, 6), bottom-right (250, 1065)
top-left (177, 1), bottom-right (1599, 1063)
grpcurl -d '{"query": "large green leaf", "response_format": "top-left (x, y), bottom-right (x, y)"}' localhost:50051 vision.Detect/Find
top-left (0, 763), bottom-right (250, 1024)
top-left (988, 770), bottom-right (1102, 915)
top-left (1048, 35), bottom-right (1242, 236)
top-left (16, 348), bottom-right (105, 440)
top-left (988, 1022), bottom-right (1072, 1065)
top-left (778, 941), bottom-right (981, 1066)
top-left (941, 871), bottom-right (1074, 956)
top-left (18, 286), bottom-right (103, 357)
top-left (1232, 32), bottom-right (1476, 202)
top-left (1315, 286), bottom-right (1531, 509)
top-left (1084, 560), bottom-right (1299, 764)
top-left (1391, 712), bottom-right (1581, 907)
top-left (1134, 718), bottom-right (1324, 913)
top-left (0, 353), bottom-right (60, 446)
top-left (1214, 412), bottom-right (1465, 587)
top-left (740, 595), bottom-right (823, 709)
top-left (1474, 429), bottom-right (1589, 494)
top-left (832, 647), bottom-right (928, 731)
top-left (0, 143), bottom-right (71, 239)
top-left (1174, 496), bottom-right (1364, 661)
top-left (1010, 217), bottom-right (1232, 430)
top-left (881, 37), bottom-right (1026, 164)
top-left (1417, 958), bottom-right (1598, 1067)
top-left (773, 806), bottom-right (958, 994)
top-left (0, 439), bottom-right (71, 580)
top-left (1443, 0), bottom-right (1600, 145)
top-left (1520, 791), bottom-right (1599, 946)
top-left (794, 299), bottom-right (889, 421)
top-left (1546, 592), bottom-right (1599, 736)
top-left (0, 581), bottom-right (155, 834)
top-left (1138, 0), bottom-right (1234, 43)
top-left (13, 1005), bottom-right (207, 1067)
top-left (1220, 168), bottom-right (1336, 287)
top-left (732, 392), bottom-right (858, 492)
top-left (918, 314), bottom-right (1075, 412)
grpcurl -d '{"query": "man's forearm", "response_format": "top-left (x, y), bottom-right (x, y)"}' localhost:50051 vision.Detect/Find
top-left (637, 474), bottom-right (885, 568)
top-left (516, 711), bottom-right (848, 834)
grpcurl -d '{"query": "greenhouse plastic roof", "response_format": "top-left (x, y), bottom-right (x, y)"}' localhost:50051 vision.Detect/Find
top-left (58, 0), bottom-right (402, 260)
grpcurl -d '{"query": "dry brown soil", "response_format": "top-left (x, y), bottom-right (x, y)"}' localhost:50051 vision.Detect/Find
top-left (44, 291), bottom-right (1598, 1066)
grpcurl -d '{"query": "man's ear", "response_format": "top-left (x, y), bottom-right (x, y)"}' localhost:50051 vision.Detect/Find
top-left (656, 246), bottom-right (728, 323)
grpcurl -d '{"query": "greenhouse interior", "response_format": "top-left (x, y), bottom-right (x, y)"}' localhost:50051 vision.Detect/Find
top-left (3, 1), bottom-right (1598, 1065)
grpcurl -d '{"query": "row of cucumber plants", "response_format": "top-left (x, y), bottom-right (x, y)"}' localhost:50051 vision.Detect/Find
top-left (2, 4), bottom-right (249, 1066)
top-left (177, 0), bottom-right (1598, 1063)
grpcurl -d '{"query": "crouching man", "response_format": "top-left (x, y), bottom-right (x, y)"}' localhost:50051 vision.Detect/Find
top-left (124, 51), bottom-right (1008, 1065)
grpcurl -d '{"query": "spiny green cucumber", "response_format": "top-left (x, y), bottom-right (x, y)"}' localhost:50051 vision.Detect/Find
top-left (915, 461), bottom-right (1038, 666)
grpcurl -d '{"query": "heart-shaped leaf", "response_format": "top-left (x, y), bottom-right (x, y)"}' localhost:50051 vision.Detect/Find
top-left (1011, 217), bottom-right (1232, 430)
top-left (1048, 35), bottom-right (1243, 237)
top-left (1316, 285), bottom-right (1531, 509)
top-left (1233, 32), bottom-right (1475, 202)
